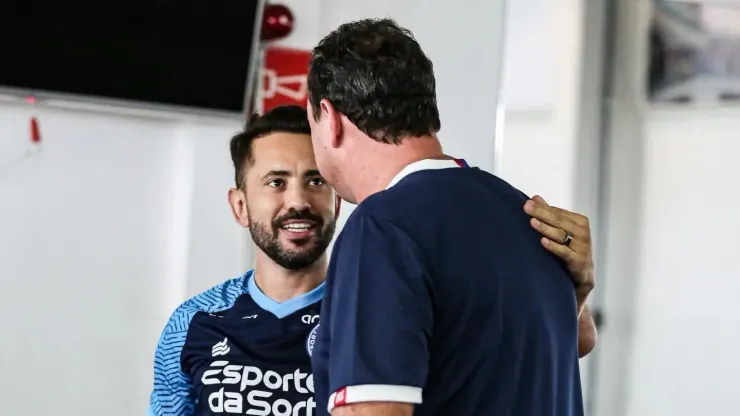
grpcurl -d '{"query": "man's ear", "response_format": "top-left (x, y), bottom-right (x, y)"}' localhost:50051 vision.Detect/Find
top-left (320, 98), bottom-right (343, 149)
top-left (228, 188), bottom-right (250, 228)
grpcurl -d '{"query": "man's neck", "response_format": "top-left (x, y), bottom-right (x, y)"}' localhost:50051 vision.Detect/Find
top-left (353, 135), bottom-right (446, 203)
top-left (253, 252), bottom-right (326, 302)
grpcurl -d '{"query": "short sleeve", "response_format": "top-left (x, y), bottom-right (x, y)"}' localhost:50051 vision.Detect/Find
top-left (149, 309), bottom-right (196, 416)
top-left (326, 214), bottom-right (433, 412)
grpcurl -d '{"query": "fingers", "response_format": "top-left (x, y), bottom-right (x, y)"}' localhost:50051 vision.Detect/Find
top-left (524, 197), bottom-right (590, 238)
top-left (525, 195), bottom-right (596, 293)
top-left (532, 195), bottom-right (548, 205)
top-left (541, 236), bottom-right (593, 284)
top-left (531, 194), bottom-right (590, 229)
top-left (525, 195), bottom-right (592, 265)
top-left (530, 217), bottom-right (568, 245)
top-left (540, 236), bottom-right (578, 264)
top-left (531, 217), bottom-right (587, 254)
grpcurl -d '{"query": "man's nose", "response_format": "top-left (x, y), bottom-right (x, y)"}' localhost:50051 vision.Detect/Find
top-left (283, 184), bottom-right (312, 212)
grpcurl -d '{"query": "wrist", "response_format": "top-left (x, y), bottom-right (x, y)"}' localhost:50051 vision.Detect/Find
top-left (575, 287), bottom-right (591, 316)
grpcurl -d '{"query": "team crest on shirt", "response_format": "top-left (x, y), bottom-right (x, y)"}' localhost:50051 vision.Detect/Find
top-left (306, 323), bottom-right (319, 357)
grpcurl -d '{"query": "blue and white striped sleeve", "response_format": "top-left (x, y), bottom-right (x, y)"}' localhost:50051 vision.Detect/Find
top-left (148, 308), bottom-right (197, 416)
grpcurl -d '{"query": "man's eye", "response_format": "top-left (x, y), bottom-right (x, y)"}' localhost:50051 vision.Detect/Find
top-left (309, 177), bottom-right (326, 186)
top-left (267, 179), bottom-right (284, 187)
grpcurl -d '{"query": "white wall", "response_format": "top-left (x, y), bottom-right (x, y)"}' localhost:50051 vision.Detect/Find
top-left (593, 0), bottom-right (740, 415)
top-left (598, 106), bottom-right (740, 416)
top-left (627, 107), bottom-right (740, 416)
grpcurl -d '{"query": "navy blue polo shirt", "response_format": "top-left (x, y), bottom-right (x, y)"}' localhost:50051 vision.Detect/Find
top-left (312, 158), bottom-right (583, 416)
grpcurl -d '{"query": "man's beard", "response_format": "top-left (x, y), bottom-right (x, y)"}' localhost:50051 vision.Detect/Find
top-left (248, 208), bottom-right (336, 270)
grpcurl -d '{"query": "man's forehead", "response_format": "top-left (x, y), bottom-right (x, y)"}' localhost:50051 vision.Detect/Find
top-left (249, 132), bottom-right (317, 172)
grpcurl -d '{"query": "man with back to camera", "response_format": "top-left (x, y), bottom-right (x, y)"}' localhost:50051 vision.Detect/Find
top-left (306, 19), bottom-right (591, 416)
top-left (148, 105), bottom-right (597, 416)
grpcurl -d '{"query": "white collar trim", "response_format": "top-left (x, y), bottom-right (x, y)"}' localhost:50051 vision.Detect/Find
top-left (385, 158), bottom-right (464, 190)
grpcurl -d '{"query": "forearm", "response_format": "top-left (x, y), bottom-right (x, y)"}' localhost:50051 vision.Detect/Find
top-left (577, 305), bottom-right (597, 358)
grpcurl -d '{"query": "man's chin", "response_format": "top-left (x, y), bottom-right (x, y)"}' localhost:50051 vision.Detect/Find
top-left (280, 236), bottom-right (318, 250)
top-left (276, 248), bottom-right (324, 270)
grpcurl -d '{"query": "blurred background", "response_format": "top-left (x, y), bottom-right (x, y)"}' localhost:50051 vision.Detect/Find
top-left (1, 0), bottom-right (738, 415)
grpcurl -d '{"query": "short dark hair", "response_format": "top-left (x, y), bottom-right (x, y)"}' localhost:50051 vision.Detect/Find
top-left (307, 18), bottom-right (441, 145)
top-left (230, 105), bottom-right (310, 188)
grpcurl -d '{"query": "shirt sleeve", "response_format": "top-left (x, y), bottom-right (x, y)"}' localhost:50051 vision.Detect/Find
top-left (326, 213), bottom-right (433, 412)
top-left (148, 309), bottom-right (196, 416)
